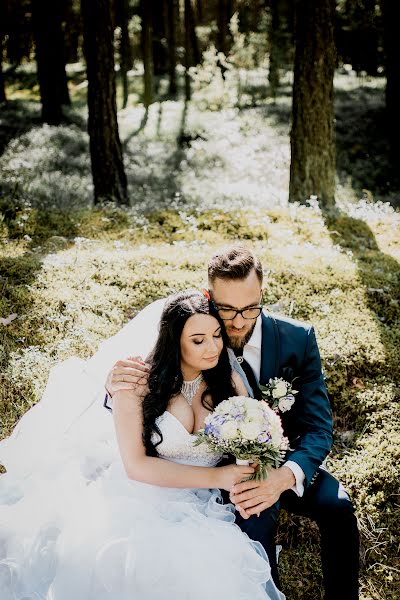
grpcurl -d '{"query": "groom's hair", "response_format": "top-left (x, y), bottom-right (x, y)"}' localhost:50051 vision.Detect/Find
top-left (208, 244), bottom-right (263, 284)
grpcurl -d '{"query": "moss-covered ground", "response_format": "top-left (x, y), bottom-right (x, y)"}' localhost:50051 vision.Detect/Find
top-left (0, 65), bottom-right (399, 599)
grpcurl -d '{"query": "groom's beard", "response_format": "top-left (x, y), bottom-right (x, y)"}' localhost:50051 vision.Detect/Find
top-left (225, 321), bottom-right (256, 352)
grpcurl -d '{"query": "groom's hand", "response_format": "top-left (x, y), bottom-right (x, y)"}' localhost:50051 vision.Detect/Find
top-left (105, 356), bottom-right (150, 397)
top-left (229, 466), bottom-right (295, 518)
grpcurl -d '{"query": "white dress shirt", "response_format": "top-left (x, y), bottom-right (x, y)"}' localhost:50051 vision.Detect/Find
top-left (243, 316), bottom-right (305, 496)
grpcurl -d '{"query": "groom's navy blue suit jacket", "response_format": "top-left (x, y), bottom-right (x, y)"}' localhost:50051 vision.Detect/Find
top-left (259, 311), bottom-right (333, 491)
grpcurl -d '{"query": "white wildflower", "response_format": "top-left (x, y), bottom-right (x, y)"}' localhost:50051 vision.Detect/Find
top-left (240, 422), bottom-right (262, 441)
top-left (220, 421), bottom-right (239, 440)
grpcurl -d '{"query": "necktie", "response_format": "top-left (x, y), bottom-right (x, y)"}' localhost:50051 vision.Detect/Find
top-left (235, 353), bottom-right (263, 400)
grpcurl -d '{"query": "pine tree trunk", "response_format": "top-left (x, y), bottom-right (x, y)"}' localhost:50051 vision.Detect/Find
top-left (184, 0), bottom-right (193, 100)
top-left (152, 0), bottom-right (168, 75)
top-left (217, 0), bottom-right (233, 56)
top-left (289, 0), bottom-right (336, 207)
top-left (184, 0), bottom-right (200, 99)
top-left (117, 0), bottom-right (131, 109)
top-left (0, 5), bottom-right (7, 104)
top-left (268, 0), bottom-right (280, 100)
top-left (81, 0), bottom-right (128, 205)
top-left (0, 56), bottom-right (6, 103)
top-left (196, 0), bottom-right (203, 24)
top-left (189, 0), bottom-right (200, 65)
top-left (63, 0), bottom-right (82, 64)
top-left (32, 0), bottom-right (70, 125)
top-left (6, 1), bottom-right (28, 66)
top-left (381, 0), bottom-right (400, 163)
top-left (141, 0), bottom-right (154, 107)
top-left (166, 0), bottom-right (177, 95)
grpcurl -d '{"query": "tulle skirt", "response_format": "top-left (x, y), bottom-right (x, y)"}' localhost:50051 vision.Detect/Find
top-left (0, 359), bottom-right (284, 600)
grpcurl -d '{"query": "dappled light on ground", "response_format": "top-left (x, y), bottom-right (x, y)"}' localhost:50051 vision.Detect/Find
top-left (1, 62), bottom-right (399, 599)
top-left (1, 199), bottom-right (399, 599)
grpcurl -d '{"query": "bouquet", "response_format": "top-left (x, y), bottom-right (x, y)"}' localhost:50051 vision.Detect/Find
top-left (194, 396), bottom-right (289, 480)
top-left (260, 377), bottom-right (298, 413)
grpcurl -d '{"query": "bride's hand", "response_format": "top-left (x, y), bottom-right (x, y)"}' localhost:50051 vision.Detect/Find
top-left (105, 356), bottom-right (150, 397)
top-left (216, 464), bottom-right (255, 492)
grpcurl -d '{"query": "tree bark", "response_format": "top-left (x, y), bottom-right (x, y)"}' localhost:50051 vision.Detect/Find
top-left (184, 0), bottom-right (192, 100)
top-left (81, 0), bottom-right (128, 205)
top-left (141, 0), bottom-right (154, 107)
top-left (152, 0), bottom-right (168, 75)
top-left (196, 0), bottom-right (203, 24)
top-left (217, 0), bottom-right (233, 56)
top-left (0, 2), bottom-right (7, 104)
top-left (0, 53), bottom-right (6, 104)
top-left (381, 0), bottom-right (400, 163)
top-left (166, 0), bottom-right (177, 95)
top-left (63, 0), bottom-right (82, 64)
top-left (289, 0), bottom-right (336, 207)
top-left (268, 0), bottom-right (280, 100)
top-left (189, 0), bottom-right (200, 65)
top-left (5, 0), bottom-right (31, 66)
top-left (184, 0), bottom-right (200, 100)
top-left (117, 0), bottom-right (132, 109)
top-left (32, 0), bottom-right (70, 124)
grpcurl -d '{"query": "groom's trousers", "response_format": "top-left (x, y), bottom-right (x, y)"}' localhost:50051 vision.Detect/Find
top-left (232, 468), bottom-right (359, 600)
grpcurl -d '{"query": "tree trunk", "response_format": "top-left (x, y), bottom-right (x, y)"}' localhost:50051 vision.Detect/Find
top-left (184, 0), bottom-right (192, 100)
top-left (184, 0), bottom-right (200, 100)
top-left (0, 3), bottom-right (7, 104)
top-left (141, 0), bottom-right (154, 107)
top-left (217, 0), bottom-right (233, 56)
top-left (63, 0), bottom-right (82, 64)
top-left (268, 0), bottom-right (280, 100)
top-left (289, 0), bottom-right (336, 207)
top-left (81, 0), bottom-right (128, 205)
top-left (152, 0), bottom-right (168, 75)
top-left (5, 0), bottom-right (31, 66)
top-left (196, 0), bottom-right (203, 24)
top-left (117, 0), bottom-right (132, 109)
top-left (381, 0), bottom-right (400, 163)
top-left (32, 0), bottom-right (70, 125)
top-left (166, 0), bottom-right (177, 95)
top-left (0, 53), bottom-right (6, 104)
top-left (189, 0), bottom-right (200, 65)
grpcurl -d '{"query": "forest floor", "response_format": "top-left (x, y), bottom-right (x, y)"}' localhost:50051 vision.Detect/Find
top-left (0, 65), bottom-right (399, 599)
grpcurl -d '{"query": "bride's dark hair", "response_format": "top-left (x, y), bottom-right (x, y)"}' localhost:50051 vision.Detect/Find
top-left (142, 289), bottom-right (236, 456)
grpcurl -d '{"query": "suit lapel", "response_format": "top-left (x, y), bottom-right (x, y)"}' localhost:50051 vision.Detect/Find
top-left (260, 311), bottom-right (280, 385)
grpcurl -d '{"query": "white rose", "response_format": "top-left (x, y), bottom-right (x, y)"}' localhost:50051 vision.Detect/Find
top-left (243, 397), bottom-right (260, 410)
top-left (272, 380), bottom-right (288, 398)
top-left (246, 408), bottom-right (265, 425)
top-left (228, 396), bottom-right (248, 404)
top-left (267, 411), bottom-right (286, 446)
top-left (240, 422), bottom-right (262, 441)
top-left (269, 421), bottom-right (283, 446)
top-left (220, 421), bottom-right (239, 440)
top-left (278, 394), bottom-right (295, 412)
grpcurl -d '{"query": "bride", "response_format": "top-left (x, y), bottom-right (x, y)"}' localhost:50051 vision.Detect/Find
top-left (0, 290), bottom-right (285, 600)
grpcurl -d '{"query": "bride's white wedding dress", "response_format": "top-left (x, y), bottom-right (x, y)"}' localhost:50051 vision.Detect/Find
top-left (0, 357), bottom-right (285, 600)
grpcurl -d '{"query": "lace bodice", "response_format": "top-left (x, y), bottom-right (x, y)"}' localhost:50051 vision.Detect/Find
top-left (152, 411), bottom-right (222, 467)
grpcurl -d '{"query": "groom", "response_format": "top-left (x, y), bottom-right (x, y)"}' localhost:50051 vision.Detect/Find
top-left (105, 244), bottom-right (359, 599)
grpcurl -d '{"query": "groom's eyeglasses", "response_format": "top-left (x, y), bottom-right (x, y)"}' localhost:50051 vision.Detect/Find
top-left (211, 296), bottom-right (263, 320)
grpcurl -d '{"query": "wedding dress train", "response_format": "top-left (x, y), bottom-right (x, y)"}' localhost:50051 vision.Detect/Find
top-left (0, 354), bottom-right (285, 599)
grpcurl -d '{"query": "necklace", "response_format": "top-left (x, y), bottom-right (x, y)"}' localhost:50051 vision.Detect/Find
top-left (181, 373), bottom-right (203, 406)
